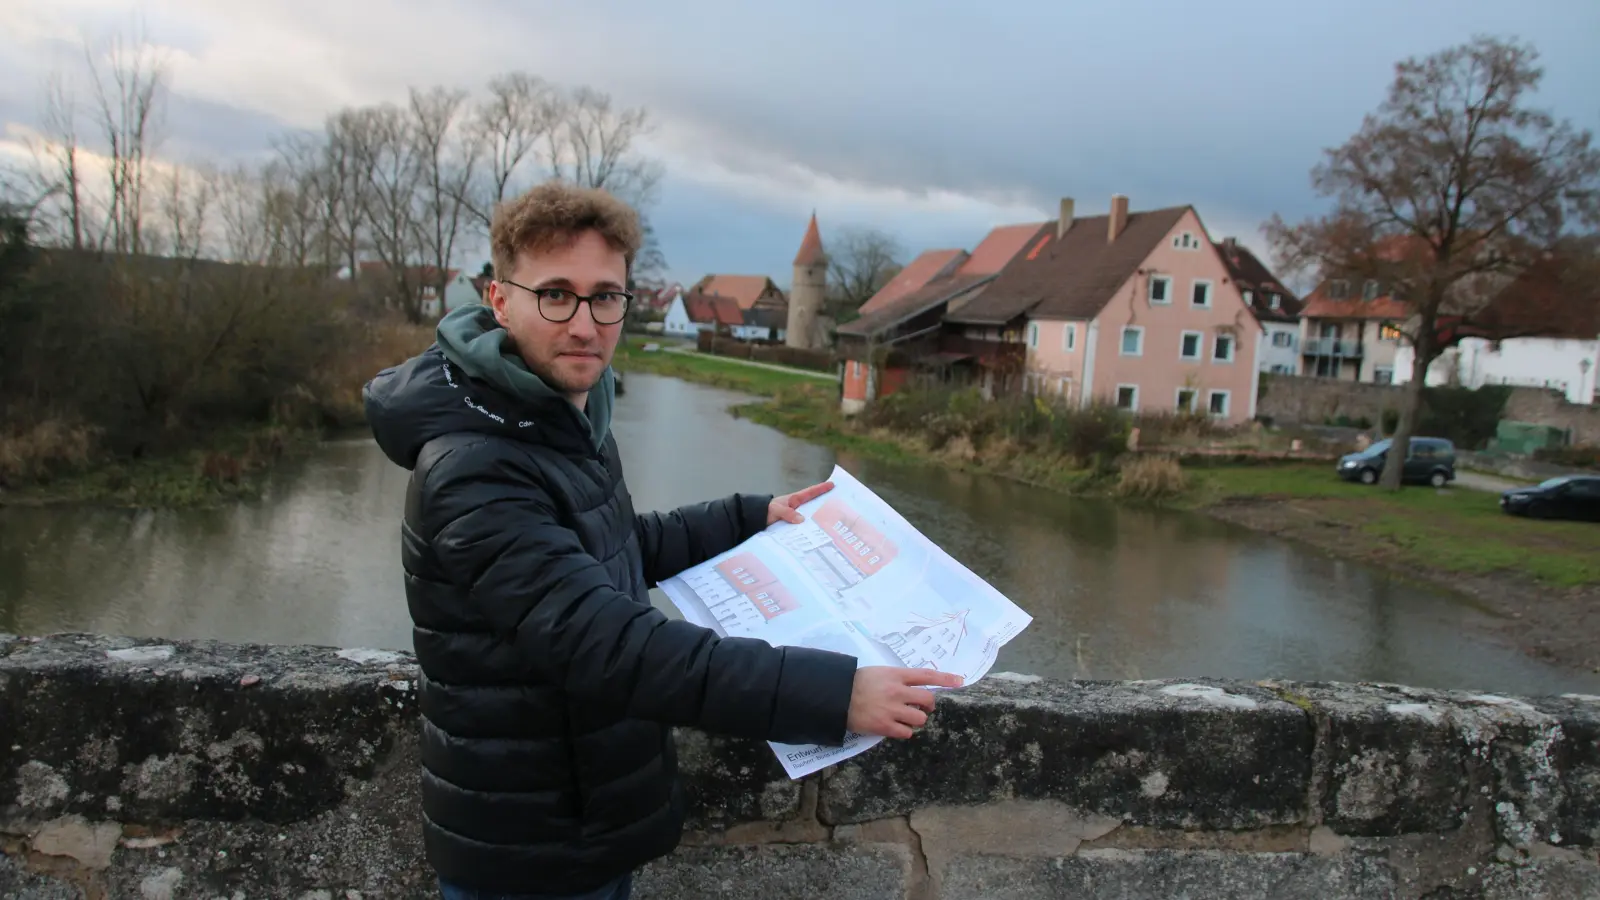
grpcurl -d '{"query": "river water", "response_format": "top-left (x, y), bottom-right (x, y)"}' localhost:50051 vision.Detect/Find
top-left (2, 373), bottom-right (1594, 696)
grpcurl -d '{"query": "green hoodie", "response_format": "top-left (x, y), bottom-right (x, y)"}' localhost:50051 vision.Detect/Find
top-left (434, 304), bottom-right (614, 452)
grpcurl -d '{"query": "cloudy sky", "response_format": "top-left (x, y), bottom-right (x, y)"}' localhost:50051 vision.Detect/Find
top-left (3, 0), bottom-right (1597, 288)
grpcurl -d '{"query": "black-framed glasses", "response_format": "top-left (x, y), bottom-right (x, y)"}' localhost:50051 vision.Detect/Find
top-left (500, 278), bottom-right (632, 325)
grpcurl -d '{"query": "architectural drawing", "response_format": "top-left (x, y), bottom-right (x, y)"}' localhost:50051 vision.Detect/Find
top-left (659, 465), bottom-right (1033, 779)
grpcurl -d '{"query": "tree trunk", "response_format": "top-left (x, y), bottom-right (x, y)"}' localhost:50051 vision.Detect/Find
top-left (1379, 322), bottom-right (1435, 491)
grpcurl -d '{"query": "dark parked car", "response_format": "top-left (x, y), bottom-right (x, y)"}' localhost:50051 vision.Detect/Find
top-left (1500, 475), bottom-right (1600, 521)
top-left (1336, 437), bottom-right (1457, 487)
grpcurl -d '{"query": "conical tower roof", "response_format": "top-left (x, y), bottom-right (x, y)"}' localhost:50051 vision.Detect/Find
top-left (794, 212), bottom-right (824, 266)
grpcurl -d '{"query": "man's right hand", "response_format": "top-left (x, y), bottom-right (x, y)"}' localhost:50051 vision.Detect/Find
top-left (847, 666), bottom-right (964, 740)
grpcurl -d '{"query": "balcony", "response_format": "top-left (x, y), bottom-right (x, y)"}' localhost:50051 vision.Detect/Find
top-left (937, 334), bottom-right (1027, 369)
top-left (1302, 338), bottom-right (1363, 358)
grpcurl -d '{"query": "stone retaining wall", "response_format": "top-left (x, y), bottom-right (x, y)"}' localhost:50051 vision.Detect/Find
top-left (1258, 376), bottom-right (1599, 445)
top-left (2, 634), bottom-right (1597, 898)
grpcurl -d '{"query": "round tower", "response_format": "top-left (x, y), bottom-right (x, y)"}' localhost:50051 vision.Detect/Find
top-left (787, 212), bottom-right (826, 350)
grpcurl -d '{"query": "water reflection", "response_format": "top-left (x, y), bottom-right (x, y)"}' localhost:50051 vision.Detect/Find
top-left (1, 372), bottom-right (1594, 697)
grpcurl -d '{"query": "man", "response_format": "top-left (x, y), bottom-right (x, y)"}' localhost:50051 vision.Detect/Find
top-left (364, 180), bottom-right (960, 900)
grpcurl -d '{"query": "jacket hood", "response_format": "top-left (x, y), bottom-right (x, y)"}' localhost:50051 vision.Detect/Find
top-left (363, 309), bottom-right (615, 470)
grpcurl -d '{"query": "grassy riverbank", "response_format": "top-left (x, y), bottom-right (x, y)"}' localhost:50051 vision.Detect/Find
top-left (1, 321), bottom-right (434, 510)
top-left (616, 343), bottom-right (1600, 671)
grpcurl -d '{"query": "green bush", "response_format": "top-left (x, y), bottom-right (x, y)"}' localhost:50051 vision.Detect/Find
top-left (1418, 384), bottom-right (1513, 449)
top-left (864, 384), bottom-right (1129, 465)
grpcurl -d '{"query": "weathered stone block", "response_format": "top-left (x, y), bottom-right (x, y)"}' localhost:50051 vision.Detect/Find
top-left (0, 853), bottom-right (82, 900)
top-left (1481, 857), bottom-right (1600, 899)
top-left (1286, 682), bottom-right (1476, 836)
top-left (941, 849), bottom-right (1398, 900)
top-left (818, 678), bottom-right (1313, 828)
top-left (673, 728), bottom-right (800, 831)
top-left (1526, 694), bottom-right (1600, 850)
top-left (1293, 682), bottom-right (1600, 851)
top-left (635, 844), bottom-right (909, 900)
top-left (0, 635), bottom-right (419, 826)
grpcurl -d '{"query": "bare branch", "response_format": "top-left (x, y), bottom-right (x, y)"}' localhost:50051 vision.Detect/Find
top-left (1263, 35), bottom-right (1600, 490)
top-left (826, 226), bottom-right (904, 320)
top-left (462, 72), bottom-right (558, 230)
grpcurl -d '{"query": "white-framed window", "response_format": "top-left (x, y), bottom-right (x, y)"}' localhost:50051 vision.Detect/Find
top-left (1116, 384), bottom-right (1139, 411)
top-left (1271, 331), bottom-right (1294, 348)
top-left (1207, 390), bottom-right (1231, 417)
top-left (1148, 275), bottom-right (1172, 305)
top-left (1179, 330), bottom-right (1203, 360)
top-left (1176, 388), bottom-right (1198, 412)
top-left (1268, 293), bottom-right (1281, 309)
top-left (1191, 279), bottom-right (1212, 308)
top-left (1373, 366), bottom-right (1394, 384)
top-left (1062, 323), bottom-right (1077, 352)
top-left (1329, 279), bottom-right (1349, 300)
top-left (1242, 289), bottom-right (1254, 306)
top-left (1213, 333), bottom-right (1235, 363)
top-left (1028, 322), bottom-right (1039, 348)
top-left (1120, 326), bottom-right (1144, 356)
top-left (1173, 232), bottom-right (1201, 250)
top-left (1363, 280), bottom-right (1380, 301)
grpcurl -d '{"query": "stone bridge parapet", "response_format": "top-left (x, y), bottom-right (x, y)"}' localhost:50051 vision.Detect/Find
top-left (1, 633), bottom-right (1596, 898)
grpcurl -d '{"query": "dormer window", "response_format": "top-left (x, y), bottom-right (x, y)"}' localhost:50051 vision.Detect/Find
top-left (1363, 280), bottom-right (1380, 301)
top-left (1329, 280), bottom-right (1349, 300)
top-left (1269, 294), bottom-right (1280, 310)
top-left (1242, 290), bottom-right (1254, 306)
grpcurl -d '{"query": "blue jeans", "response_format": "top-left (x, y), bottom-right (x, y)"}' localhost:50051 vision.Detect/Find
top-left (438, 874), bottom-right (631, 900)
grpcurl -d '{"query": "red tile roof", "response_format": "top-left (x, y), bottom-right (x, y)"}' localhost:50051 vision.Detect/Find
top-left (794, 214), bottom-right (825, 266)
top-left (1214, 238), bottom-right (1303, 323)
top-left (1299, 286), bottom-right (1411, 321)
top-left (946, 209), bottom-right (1187, 325)
top-left (683, 291), bottom-right (745, 326)
top-left (691, 274), bottom-right (782, 310)
top-left (955, 222), bottom-right (1049, 276)
top-left (857, 249), bottom-right (967, 316)
top-left (1470, 256), bottom-right (1600, 341)
top-left (836, 274), bottom-right (995, 338)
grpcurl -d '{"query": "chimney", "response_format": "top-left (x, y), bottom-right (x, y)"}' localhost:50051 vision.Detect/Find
top-left (1223, 236), bottom-right (1238, 253)
top-left (1057, 198), bottom-right (1075, 239)
top-left (1107, 194), bottom-right (1129, 243)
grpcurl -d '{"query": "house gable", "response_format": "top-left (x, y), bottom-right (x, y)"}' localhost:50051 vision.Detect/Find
top-left (691, 274), bottom-right (786, 310)
top-left (1067, 207), bottom-right (1262, 422)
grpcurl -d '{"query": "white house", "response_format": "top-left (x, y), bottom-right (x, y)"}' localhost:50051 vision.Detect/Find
top-left (1394, 336), bottom-right (1599, 404)
top-left (1392, 257), bottom-right (1598, 404)
top-left (348, 263), bottom-right (482, 319)
top-left (426, 269), bottom-right (483, 318)
top-left (663, 291), bottom-right (787, 342)
top-left (1215, 237), bottom-right (1302, 375)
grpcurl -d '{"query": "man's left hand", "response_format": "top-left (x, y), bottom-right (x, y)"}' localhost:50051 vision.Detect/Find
top-left (767, 480), bottom-right (834, 526)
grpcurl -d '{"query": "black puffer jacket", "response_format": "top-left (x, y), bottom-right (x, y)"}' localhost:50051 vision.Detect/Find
top-left (364, 345), bottom-right (858, 894)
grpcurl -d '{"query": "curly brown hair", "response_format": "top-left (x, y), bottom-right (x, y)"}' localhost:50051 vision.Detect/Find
top-left (490, 181), bottom-right (642, 279)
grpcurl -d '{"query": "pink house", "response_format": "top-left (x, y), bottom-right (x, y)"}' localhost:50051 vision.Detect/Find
top-left (943, 196), bottom-right (1265, 424)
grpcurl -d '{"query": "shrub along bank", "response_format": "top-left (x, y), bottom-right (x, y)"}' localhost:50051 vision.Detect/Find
top-left (0, 219), bottom-right (435, 507)
top-left (613, 350), bottom-right (1600, 633)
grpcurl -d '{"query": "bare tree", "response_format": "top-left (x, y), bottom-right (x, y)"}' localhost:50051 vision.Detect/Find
top-left (410, 86), bottom-right (480, 312)
top-left (543, 86), bottom-right (663, 208)
top-left (463, 72), bottom-right (558, 232)
top-left (319, 110), bottom-right (375, 277)
top-left (155, 160), bottom-right (216, 259)
top-left (826, 226), bottom-right (903, 320)
top-left (264, 132), bottom-right (333, 268)
top-left (83, 26), bottom-right (169, 256)
top-left (350, 104), bottom-right (428, 321)
top-left (1266, 35), bottom-right (1600, 490)
top-left (23, 71), bottom-right (91, 250)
